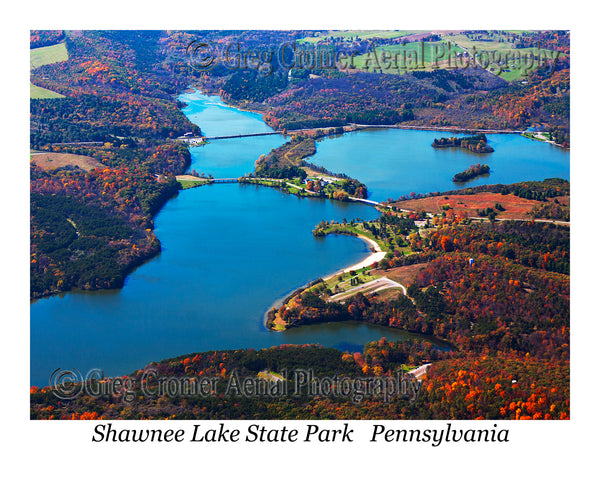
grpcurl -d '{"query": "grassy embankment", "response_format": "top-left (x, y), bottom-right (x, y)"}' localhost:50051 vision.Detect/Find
top-left (30, 42), bottom-right (68, 99)
top-left (176, 175), bottom-right (212, 190)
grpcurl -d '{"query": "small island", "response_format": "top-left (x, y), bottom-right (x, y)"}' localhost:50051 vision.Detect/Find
top-left (432, 133), bottom-right (494, 153)
top-left (452, 163), bottom-right (491, 182)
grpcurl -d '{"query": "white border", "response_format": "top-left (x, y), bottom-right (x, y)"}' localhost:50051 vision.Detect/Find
top-left (5, 1), bottom-right (598, 477)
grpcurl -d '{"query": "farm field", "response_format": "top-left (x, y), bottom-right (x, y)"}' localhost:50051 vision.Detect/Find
top-left (30, 82), bottom-right (64, 99)
top-left (30, 42), bottom-right (68, 98)
top-left (440, 32), bottom-right (560, 81)
top-left (370, 262), bottom-right (429, 287)
top-left (30, 151), bottom-right (105, 171)
top-left (352, 41), bottom-right (464, 72)
top-left (393, 192), bottom-right (569, 221)
top-left (30, 42), bottom-right (68, 68)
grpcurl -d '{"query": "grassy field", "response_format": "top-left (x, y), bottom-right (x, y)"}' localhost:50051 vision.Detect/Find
top-left (30, 151), bottom-right (104, 171)
top-left (30, 42), bottom-right (68, 69)
top-left (176, 175), bottom-right (211, 189)
top-left (371, 262), bottom-right (427, 286)
top-left (30, 42), bottom-right (68, 99)
top-left (440, 33), bottom-right (557, 81)
top-left (393, 192), bottom-right (569, 220)
top-left (30, 82), bottom-right (64, 99)
top-left (522, 131), bottom-right (551, 141)
top-left (322, 269), bottom-right (381, 293)
top-left (351, 41), bottom-right (463, 73)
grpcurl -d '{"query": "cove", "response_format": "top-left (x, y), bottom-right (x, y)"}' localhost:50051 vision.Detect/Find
top-left (30, 183), bottom-right (420, 387)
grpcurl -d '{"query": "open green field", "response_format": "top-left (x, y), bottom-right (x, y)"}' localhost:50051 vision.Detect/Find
top-left (30, 82), bottom-right (64, 99)
top-left (30, 42), bottom-right (68, 98)
top-left (352, 41), bottom-right (463, 73)
top-left (177, 179), bottom-right (210, 190)
top-left (440, 33), bottom-right (559, 81)
top-left (441, 33), bottom-right (526, 53)
top-left (30, 42), bottom-right (68, 69)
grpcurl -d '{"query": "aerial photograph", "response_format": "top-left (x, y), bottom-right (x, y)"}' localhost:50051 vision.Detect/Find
top-left (29, 29), bottom-right (571, 423)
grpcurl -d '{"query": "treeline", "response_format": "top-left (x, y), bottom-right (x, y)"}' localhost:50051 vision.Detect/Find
top-left (222, 70), bottom-right (288, 103)
top-left (344, 108), bottom-right (414, 125)
top-left (412, 69), bottom-right (478, 92)
top-left (460, 68), bottom-right (570, 145)
top-left (426, 220), bottom-right (569, 274)
top-left (30, 30), bottom-right (65, 49)
top-left (272, 205), bottom-right (569, 361)
top-left (432, 133), bottom-right (494, 153)
top-left (392, 178), bottom-right (569, 202)
top-left (30, 339), bottom-right (568, 420)
top-left (164, 30), bottom-right (569, 139)
top-left (260, 70), bottom-right (458, 130)
top-left (30, 95), bottom-right (199, 147)
top-left (30, 31), bottom-right (199, 146)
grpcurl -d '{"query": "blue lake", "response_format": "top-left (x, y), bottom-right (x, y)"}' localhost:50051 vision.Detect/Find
top-left (29, 91), bottom-right (569, 387)
top-left (310, 128), bottom-right (570, 201)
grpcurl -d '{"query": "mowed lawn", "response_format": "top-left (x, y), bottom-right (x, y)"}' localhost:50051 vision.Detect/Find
top-left (30, 42), bottom-right (68, 99)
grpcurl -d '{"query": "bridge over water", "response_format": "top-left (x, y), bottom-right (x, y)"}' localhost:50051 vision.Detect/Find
top-left (211, 178), bottom-right (239, 183)
top-left (177, 127), bottom-right (324, 143)
top-left (201, 179), bottom-right (383, 208)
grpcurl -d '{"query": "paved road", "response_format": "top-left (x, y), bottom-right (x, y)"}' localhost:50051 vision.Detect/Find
top-left (328, 277), bottom-right (405, 302)
top-left (406, 363), bottom-right (432, 379)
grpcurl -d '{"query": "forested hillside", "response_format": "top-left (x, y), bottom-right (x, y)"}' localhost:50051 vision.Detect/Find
top-left (30, 31), bottom-right (197, 298)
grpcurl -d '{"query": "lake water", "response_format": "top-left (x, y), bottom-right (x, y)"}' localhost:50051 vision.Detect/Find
top-left (29, 91), bottom-right (569, 387)
top-left (310, 128), bottom-right (570, 201)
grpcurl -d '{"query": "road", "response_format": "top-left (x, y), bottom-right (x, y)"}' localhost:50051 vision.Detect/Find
top-left (406, 364), bottom-right (432, 379)
top-left (469, 216), bottom-right (569, 225)
top-left (328, 277), bottom-right (405, 303)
